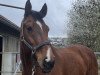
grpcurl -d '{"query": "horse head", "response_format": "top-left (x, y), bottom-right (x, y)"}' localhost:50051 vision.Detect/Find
top-left (21, 0), bottom-right (55, 73)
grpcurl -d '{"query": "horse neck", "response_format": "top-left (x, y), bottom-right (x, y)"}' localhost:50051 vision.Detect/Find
top-left (20, 42), bottom-right (33, 75)
top-left (50, 45), bottom-right (59, 58)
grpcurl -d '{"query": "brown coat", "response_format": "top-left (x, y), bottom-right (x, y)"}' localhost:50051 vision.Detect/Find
top-left (34, 45), bottom-right (98, 75)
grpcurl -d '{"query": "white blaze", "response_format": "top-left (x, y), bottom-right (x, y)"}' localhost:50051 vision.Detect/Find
top-left (45, 47), bottom-right (51, 62)
top-left (36, 20), bottom-right (43, 31)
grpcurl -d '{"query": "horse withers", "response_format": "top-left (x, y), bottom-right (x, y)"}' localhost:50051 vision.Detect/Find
top-left (20, 0), bottom-right (98, 75)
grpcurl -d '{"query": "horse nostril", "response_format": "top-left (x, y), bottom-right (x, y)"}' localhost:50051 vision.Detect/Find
top-left (44, 57), bottom-right (47, 60)
top-left (43, 59), bottom-right (55, 70)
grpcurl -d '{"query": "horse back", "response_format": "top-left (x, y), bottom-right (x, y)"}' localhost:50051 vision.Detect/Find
top-left (51, 44), bottom-right (98, 75)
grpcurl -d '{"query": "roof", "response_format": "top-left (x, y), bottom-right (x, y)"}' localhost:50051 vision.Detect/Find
top-left (0, 15), bottom-right (20, 31)
top-left (0, 15), bottom-right (20, 37)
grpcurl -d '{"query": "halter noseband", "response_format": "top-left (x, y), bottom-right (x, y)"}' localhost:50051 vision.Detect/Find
top-left (21, 36), bottom-right (51, 55)
top-left (21, 36), bottom-right (51, 74)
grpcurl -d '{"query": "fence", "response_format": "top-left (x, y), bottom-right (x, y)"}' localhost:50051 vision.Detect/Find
top-left (0, 52), bottom-right (22, 75)
top-left (94, 52), bottom-right (100, 55)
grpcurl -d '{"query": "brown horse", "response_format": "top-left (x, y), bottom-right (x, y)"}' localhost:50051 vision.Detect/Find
top-left (20, 0), bottom-right (98, 75)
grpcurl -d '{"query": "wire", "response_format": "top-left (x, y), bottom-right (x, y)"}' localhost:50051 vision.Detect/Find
top-left (0, 3), bottom-right (25, 10)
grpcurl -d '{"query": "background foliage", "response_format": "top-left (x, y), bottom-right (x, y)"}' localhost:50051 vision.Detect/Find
top-left (67, 0), bottom-right (100, 51)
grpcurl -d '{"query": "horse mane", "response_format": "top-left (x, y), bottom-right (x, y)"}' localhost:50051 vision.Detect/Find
top-left (24, 10), bottom-right (43, 22)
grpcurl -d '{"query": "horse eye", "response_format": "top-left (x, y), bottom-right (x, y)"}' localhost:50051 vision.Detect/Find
top-left (27, 27), bottom-right (33, 32)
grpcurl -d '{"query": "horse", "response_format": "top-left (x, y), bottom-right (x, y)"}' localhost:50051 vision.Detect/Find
top-left (20, 0), bottom-right (98, 75)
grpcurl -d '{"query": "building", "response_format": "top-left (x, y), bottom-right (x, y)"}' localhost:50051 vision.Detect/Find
top-left (0, 15), bottom-right (20, 75)
top-left (50, 37), bottom-right (67, 48)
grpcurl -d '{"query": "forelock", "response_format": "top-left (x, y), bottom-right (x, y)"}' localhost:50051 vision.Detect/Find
top-left (31, 11), bottom-right (44, 22)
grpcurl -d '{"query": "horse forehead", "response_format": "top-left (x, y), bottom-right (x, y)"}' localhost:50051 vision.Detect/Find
top-left (36, 20), bottom-right (43, 30)
top-left (23, 16), bottom-right (35, 23)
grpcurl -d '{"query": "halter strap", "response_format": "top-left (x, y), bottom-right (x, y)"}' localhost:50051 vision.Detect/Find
top-left (21, 21), bottom-right (51, 73)
top-left (21, 21), bottom-right (51, 54)
top-left (21, 36), bottom-right (51, 55)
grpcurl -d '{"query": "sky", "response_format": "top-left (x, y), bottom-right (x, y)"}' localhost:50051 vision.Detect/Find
top-left (0, 0), bottom-right (75, 37)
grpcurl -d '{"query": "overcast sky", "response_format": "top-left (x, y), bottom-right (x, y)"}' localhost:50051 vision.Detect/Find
top-left (0, 0), bottom-right (75, 37)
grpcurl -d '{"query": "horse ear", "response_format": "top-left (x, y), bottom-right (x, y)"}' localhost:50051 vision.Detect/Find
top-left (39, 3), bottom-right (47, 18)
top-left (25, 0), bottom-right (32, 16)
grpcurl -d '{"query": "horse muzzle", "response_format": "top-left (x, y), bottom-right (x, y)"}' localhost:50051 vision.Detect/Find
top-left (42, 60), bottom-right (55, 73)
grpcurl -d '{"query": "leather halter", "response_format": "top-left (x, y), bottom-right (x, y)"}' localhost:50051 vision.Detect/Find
top-left (21, 23), bottom-right (51, 74)
top-left (21, 22), bottom-right (51, 74)
top-left (21, 21), bottom-right (51, 55)
top-left (21, 36), bottom-right (51, 55)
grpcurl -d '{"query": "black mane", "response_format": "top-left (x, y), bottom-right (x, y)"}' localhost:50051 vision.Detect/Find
top-left (32, 11), bottom-right (43, 21)
top-left (24, 10), bottom-right (44, 23)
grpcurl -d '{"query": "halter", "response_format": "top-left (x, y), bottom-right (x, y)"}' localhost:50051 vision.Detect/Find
top-left (21, 20), bottom-right (51, 75)
top-left (21, 36), bottom-right (51, 55)
top-left (20, 21), bottom-right (51, 55)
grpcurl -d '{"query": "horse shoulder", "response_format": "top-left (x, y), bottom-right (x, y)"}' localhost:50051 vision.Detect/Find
top-left (49, 45), bottom-right (98, 75)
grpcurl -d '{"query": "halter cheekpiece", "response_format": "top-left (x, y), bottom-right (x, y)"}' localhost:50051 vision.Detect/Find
top-left (21, 36), bottom-right (51, 55)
